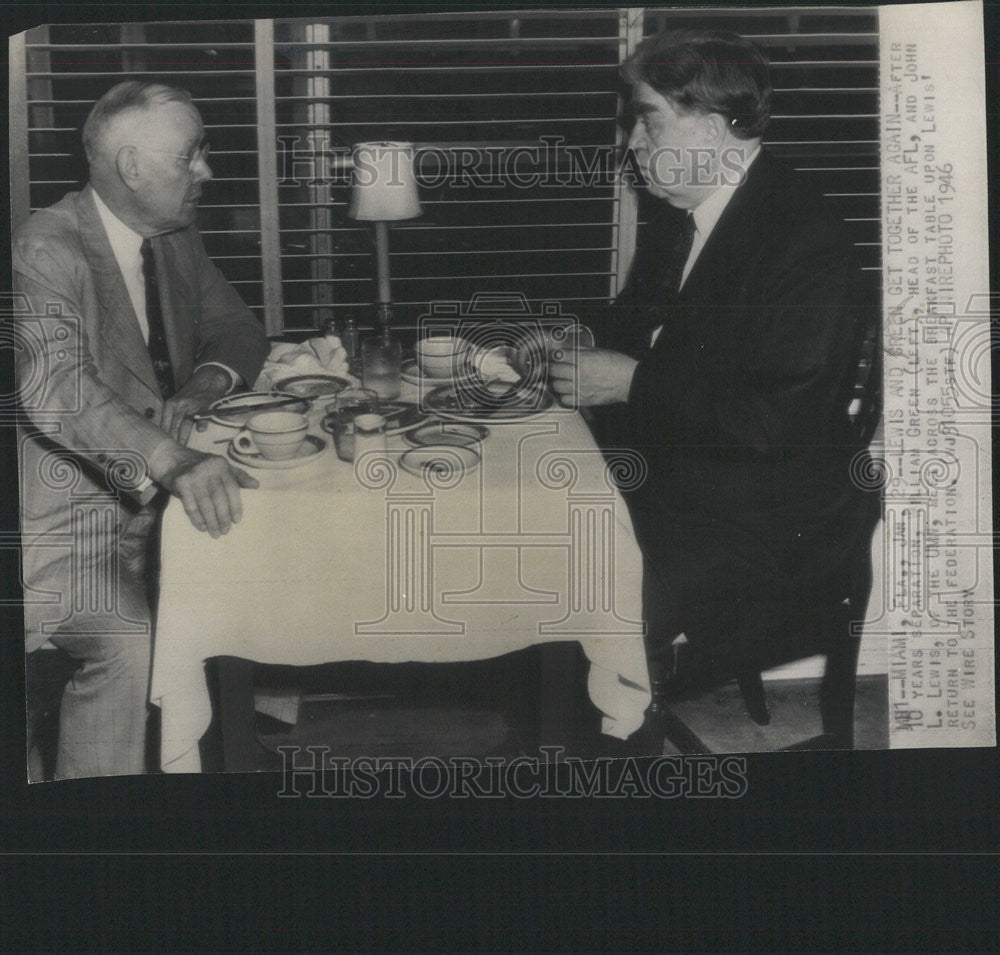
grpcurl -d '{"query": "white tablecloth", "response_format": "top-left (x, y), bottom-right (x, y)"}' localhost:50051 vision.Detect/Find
top-left (151, 380), bottom-right (650, 771)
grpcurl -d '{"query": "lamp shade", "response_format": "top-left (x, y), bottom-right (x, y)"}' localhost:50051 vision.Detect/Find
top-left (348, 142), bottom-right (422, 221)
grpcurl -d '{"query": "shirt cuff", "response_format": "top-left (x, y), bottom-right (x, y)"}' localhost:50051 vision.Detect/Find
top-left (194, 362), bottom-right (242, 395)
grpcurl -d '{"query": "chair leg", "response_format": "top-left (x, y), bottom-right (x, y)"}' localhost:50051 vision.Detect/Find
top-left (819, 635), bottom-right (862, 748)
top-left (821, 532), bottom-right (874, 749)
top-left (217, 657), bottom-right (258, 772)
top-left (735, 667), bottom-right (770, 726)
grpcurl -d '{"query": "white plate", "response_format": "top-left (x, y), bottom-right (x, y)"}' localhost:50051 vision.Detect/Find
top-left (320, 403), bottom-right (429, 439)
top-left (400, 445), bottom-right (481, 480)
top-left (273, 374), bottom-right (350, 399)
top-left (228, 434), bottom-right (327, 469)
top-left (207, 391), bottom-right (309, 428)
top-left (422, 383), bottom-right (554, 424)
top-left (378, 402), bottom-right (431, 436)
top-left (403, 421), bottom-right (489, 448)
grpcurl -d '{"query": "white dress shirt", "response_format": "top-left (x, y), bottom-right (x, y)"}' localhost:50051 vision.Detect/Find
top-left (650, 146), bottom-right (761, 346)
top-left (92, 189), bottom-right (239, 390)
top-left (93, 189), bottom-right (149, 341)
top-left (681, 145), bottom-right (761, 290)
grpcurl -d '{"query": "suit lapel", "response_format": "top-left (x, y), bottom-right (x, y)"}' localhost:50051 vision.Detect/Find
top-left (76, 187), bottom-right (161, 397)
top-left (678, 149), bottom-right (777, 305)
top-left (649, 151), bottom-right (778, 357)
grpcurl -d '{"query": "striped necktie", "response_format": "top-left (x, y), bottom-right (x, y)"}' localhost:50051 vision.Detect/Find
top-left (140, 239), bottom-right (175, 399)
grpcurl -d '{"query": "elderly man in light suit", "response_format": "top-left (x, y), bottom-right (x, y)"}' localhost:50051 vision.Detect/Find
top-left (14, 82), bottom-right (269, 778)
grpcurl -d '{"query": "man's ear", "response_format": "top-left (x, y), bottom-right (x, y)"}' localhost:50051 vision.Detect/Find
top-left (115, 145), bottom-right (142, 192)
top-left (700, 112), bottom-right (728, 146)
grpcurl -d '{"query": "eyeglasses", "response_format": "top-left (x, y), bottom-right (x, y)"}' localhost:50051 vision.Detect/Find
top-left (135, 142), bottom-right (211, 170)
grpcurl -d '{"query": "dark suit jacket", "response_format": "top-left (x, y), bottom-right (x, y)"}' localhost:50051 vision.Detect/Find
top-left (589, 150), bottom-right (880, 664)
top-left (13, 185), bottom-right (270, 651)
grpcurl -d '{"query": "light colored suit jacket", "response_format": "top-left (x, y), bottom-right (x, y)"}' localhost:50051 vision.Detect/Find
top-left (13, 185), bottom-right (269, 651)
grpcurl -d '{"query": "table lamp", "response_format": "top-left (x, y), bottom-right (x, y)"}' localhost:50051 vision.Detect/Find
top-left (348, 141), bottom-right (422, 312)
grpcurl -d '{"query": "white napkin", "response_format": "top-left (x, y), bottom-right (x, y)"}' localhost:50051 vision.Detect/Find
top-left (471, 345), bottom-right (522, 384)
top-left (255, 333), bottom-right (357, 391)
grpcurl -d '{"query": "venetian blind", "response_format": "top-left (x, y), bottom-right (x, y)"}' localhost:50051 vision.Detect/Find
top-left (11, 7), bottom-right (879, 337)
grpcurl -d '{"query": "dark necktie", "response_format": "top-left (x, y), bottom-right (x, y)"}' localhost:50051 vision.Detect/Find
top-left (642, 211), bottom-right (696, 341)
top-left (140, 239), bottom-right (175, 399)
top-left (663, 211), bottom-right (697, 296)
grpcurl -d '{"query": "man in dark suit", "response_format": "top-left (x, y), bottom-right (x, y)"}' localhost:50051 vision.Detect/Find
top-left (550, 30), bottom-right (880, 698)
top-left (13, 82), bottom-right (270, 777)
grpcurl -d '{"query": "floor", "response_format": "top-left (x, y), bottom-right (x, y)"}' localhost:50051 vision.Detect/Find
top-left (26, 649), bottom-right (890, 779)
top-left (657, 675), bottom-right (889, 753)
top-left (202, 657), bottom-right (889, 771)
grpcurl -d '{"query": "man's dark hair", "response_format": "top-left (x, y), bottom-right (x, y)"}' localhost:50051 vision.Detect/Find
top-left (622, 29), bottom-right (772, 139)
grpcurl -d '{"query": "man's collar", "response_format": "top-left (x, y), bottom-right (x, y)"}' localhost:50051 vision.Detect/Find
top-left (91, 188), bottom-right (145, 259)
top-left (690, 144), bottom-right (761, 236)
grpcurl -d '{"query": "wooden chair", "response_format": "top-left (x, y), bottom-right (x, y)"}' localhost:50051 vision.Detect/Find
top-left (650, 316), bottom-right (883, 754)
top-left (649, 534), bottom-right (876, 753)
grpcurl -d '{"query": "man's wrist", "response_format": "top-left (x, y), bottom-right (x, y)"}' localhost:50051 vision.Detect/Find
top-left (618, 356), bottom-right (640, 403)
top-left (148, 436), bottom-right (197, 487)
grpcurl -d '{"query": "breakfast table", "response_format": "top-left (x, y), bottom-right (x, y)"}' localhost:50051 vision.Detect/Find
top-left (150, 354), bottom-right (651, 772)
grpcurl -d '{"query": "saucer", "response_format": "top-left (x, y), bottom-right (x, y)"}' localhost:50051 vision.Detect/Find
top-left (207, 391), bottom-right (309, 428)
top-left (403, 421), bottom-right (489, 448)
top-left (400, 358), bottom-right (474, 387)
top-left (400, 445), bottom-right (481, 480)
top-left (228, 434), bottom-right (326, 469)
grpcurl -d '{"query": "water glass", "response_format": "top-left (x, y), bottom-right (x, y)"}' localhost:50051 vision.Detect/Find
top-left (361, 332), bottom-right (402, 400)
top-left (353, 413), bottom-right (388, 461)
top-left (327, 388), bottom-right (380, 462)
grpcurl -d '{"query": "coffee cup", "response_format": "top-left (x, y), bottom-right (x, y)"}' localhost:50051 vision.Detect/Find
top-left (233, 411), bottom-right (308, 460)
top-left (415, 336), bottom-right (470, 379)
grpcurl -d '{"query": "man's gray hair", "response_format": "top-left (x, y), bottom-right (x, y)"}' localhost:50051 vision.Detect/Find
top-left (82, 80), bottom-right (194, 160)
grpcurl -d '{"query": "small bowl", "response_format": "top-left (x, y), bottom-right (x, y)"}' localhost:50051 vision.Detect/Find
top-left (415, 336), bottom-right (471, 379)
top-left (404, 421), bottom-right (489, 448)
top-left (400, 445), bottom-right (480, 480)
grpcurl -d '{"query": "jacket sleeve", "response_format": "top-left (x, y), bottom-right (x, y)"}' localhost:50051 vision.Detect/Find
top-left (13, 229), bottom-right (170, 504)
top-left (187, 228), bottom-right (270, 388)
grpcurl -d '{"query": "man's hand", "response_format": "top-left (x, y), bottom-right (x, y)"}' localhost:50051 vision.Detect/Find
top-left (549, 347), bottom-right (639, 407)
top-left (160, 365), bottom-right (233, 445)
top-left (149, 442), bottom-right (259, 538)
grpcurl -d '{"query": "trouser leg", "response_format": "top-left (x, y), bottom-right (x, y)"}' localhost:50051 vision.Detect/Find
top-left (642, 561), bottom-right (682, 688)
top-left (48, 629), bottom-right (152, 778)
top-left (46, 515), bottom-right (157, 779)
